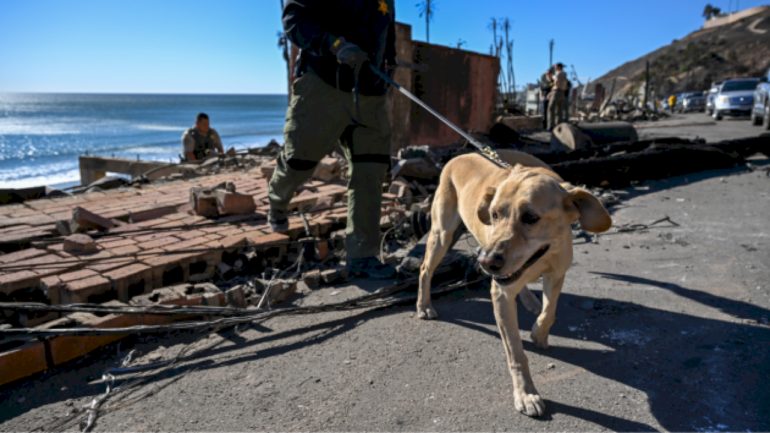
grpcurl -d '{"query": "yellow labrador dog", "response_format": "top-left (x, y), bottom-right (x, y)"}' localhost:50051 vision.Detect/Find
top-left (416, 150), bottom-right (612, 417)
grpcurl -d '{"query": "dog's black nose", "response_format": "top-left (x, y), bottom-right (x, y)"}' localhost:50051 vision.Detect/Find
top-left (478, 251), bottom-right (505, 272)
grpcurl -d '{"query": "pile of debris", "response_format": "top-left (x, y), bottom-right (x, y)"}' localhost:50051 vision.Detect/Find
top-left (2, 129), bottom-right (768, 389)
top-left (578, 104), bottom-right (669, 123)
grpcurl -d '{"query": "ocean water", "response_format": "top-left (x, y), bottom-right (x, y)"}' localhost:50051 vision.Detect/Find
top-left (0, 93), bottom-right (288, 189)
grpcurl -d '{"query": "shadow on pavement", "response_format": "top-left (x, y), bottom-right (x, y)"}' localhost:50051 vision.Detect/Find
top-left (3, 271), bottom-right (769, 432)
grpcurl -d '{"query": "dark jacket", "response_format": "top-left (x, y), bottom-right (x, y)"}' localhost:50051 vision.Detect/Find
top-left (283, 0), bottom-right (396, 96)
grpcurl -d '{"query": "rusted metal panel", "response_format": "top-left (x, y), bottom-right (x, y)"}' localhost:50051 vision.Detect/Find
top-left (388, 23), bottom-right (414, 153)
top-left (409, 43), bottom-right (500, 148)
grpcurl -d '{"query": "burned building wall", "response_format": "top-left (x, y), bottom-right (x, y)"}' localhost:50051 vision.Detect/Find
top-left (409, 43), bottom-right (500, 148)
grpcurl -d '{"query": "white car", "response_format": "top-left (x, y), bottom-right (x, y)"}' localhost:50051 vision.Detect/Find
top-left (712, 79), bottom-right (760, 120)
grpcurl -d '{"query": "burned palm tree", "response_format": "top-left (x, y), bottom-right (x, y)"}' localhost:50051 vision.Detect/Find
top-left (489, 17), bottom-right (516, 110)
top-left (416, 0), bottom-right (436, 43)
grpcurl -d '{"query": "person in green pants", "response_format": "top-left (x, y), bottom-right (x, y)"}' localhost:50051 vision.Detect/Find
top-left (268, 0), bottom-right (397, 279)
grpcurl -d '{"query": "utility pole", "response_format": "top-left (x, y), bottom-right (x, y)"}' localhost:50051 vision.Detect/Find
top-left (644, 60), bottom-right (650, 109)
top-left (549, 39), bottom-right (554, 68)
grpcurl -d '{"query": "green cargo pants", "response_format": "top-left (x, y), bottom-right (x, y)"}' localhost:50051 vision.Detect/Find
top-left (268, 71), bottom-right (391, 259)
top-left (548, 91), bottom-right (566, 130)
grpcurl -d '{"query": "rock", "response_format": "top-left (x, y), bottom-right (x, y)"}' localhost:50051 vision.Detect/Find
top-left (215, 190), bottom-right (256, 215)
top-left (63, 234), bottom-right (97, 253)
top-left (190, 184), bottom-right (226, 217)
top-left (202, 292), bottom-right (223, 307)
top-left (312, 157), bottom-right (342, 182)
top-left (225, 285), bottom-right (247, 309)
top-left (266, 279), bottom-right (297, 304)
top-left (580, 300), bottom-right (595, 311)
top-left (55, 220), bottom-right (72, 237)
top-left (320, 267), bottom-right (350, 284)
top-left (302, 270), bottom-right (322, 288)
top-left (388, 177), bottom-right (413, 202)
top-left (399, 256), bottom-right (423, 273)
top-left (70, 206), bottom-right (114, 232)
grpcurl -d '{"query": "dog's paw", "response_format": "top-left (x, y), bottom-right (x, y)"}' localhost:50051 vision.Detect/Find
top-left (416, 305), bottom-right (439, 320)
top-left (514, 390), bottom-right (546, 417)
top-left (531, 323), bottom-right (549, 350)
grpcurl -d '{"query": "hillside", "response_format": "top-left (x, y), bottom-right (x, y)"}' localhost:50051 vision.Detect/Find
top-left (593, 7), bottom-right (770, 98)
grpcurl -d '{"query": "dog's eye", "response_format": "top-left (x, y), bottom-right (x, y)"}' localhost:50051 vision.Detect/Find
top-left (492, 211), bottom-right (499, 221)
top-left (521, 213), bottom-right (540, 225)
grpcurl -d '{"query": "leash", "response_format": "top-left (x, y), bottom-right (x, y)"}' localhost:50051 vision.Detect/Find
top-left (369, 64), bottom-right (512, 169)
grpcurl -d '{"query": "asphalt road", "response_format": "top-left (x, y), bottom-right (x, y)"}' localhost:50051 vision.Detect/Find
top-left (1, 118), bottom-right (769, 432)
top-left (636, 111), bottom-right (767, 142)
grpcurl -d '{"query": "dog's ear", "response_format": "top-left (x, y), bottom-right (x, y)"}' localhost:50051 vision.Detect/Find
top-left (563, 186), bottom-right (612, 233)
top-left (477, 186), bottom-right (497, 225)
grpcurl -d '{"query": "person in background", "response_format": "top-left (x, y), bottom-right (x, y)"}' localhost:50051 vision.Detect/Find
top-left (268, 0), bottom-right (398, 279)
top-left (668, 94), bottom-right (677, 113)
top-left (181, 113), bottom-right (224, 161)
top-left (563, 73), bottom-right (572, 122)
top-left (540, 70), bottom-right (554, 129)
top-left (548, 63), bottom-right (568, 130)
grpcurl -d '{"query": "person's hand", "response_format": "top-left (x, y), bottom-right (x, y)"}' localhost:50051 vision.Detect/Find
top-left (331, 37), bottom-right (369, 70)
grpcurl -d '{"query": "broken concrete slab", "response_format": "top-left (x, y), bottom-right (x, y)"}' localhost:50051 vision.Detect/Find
top-left (71, 206), bottom-right (114, 233)
top-left (63, 234), bottom-right (97, 254)
top-left (225, 285), bottom-right (247, 309)
top-left (215, 190), bottom-right (256, 215)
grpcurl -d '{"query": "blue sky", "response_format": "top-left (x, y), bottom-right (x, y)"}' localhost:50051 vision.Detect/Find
top-left (1, 0), bottom-right (766, 94)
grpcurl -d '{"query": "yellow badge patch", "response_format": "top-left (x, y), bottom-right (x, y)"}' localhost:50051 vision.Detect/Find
top-left (378, 0), bottom-right (389, 15)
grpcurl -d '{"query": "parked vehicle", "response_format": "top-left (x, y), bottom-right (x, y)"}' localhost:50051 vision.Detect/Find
top-left (706, 84), bottom-right (721, 115)
top-left (712, 79), bottom-right (760, 120)
top-left (682, 91), bottom-right (707, 112)
top-left (750, 70), bottom-right (770, 129)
